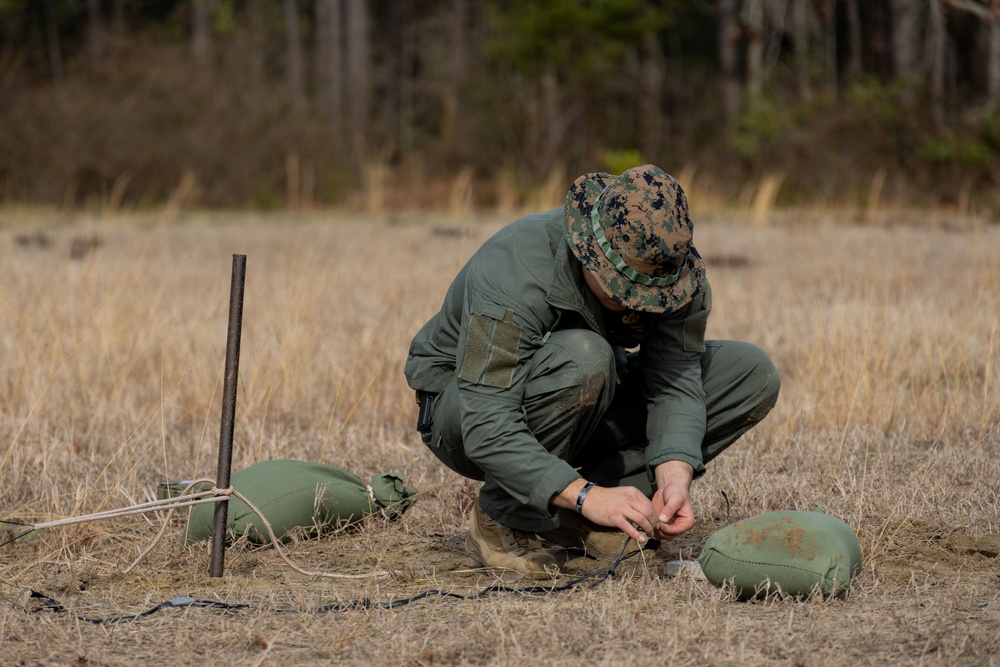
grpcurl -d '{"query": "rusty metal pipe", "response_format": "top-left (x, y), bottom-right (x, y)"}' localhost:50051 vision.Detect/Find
top-left (209, 254), bottom-right (247, 578)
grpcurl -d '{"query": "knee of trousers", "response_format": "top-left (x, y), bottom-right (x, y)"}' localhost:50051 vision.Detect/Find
top-left (733, 341), bottom-right (781, 419)
top-left (532, 329), bottom-right (616, 407)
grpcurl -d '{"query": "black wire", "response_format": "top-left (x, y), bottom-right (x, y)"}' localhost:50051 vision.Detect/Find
top-left (1, 519), bottom-right (36, 549)
top-left (0, 528), bottom-right (36, 549)
top-left (306, 546), bottom-right (641, 613)
top-left (25, 590), bottom-right (250, 624)
top-left (14, 540), bottom-right (644, 624)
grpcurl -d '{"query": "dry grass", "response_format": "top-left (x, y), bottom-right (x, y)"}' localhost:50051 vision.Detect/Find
top-left (0, 207), bottom-right (998, 666)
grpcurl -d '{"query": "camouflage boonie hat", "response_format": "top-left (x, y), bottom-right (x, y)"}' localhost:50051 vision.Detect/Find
top-left (565, 164), bottom-right (705, 314)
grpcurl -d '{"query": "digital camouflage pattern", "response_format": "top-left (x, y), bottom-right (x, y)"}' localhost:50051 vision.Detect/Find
top-left (565, 164), bottom-right (706, 314)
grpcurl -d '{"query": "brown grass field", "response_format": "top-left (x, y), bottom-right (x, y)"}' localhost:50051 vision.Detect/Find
top-left (0, 206), bottom-right (998, 666)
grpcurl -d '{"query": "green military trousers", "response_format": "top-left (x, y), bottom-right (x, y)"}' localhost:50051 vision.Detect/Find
top-left (420, 330), bottom-right (780, 532)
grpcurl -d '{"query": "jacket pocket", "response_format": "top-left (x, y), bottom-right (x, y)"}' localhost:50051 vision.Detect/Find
top-left (458, 305), bottom-right (522, 388)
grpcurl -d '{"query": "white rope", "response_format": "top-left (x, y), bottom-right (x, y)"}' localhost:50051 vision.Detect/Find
top-left (29, 491), bottom-right (225, 530)
top-left (224, 486), bottom-right (390, 580)
top-left (123, 480), bottom-right (214, 574)
top-left (8, 478), bottom-right (389, 580)
top-left (68, 478), bottom-right (392, 580)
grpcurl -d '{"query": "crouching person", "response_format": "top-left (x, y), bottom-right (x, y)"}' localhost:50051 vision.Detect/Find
top-left (404, 165), bottom-right (780, 579)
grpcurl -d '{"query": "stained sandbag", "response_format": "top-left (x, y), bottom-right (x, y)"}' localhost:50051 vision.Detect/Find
top-left (183, 460), bottom-right (417, 545)
top-left (697, 510), bottom-right (862, 599)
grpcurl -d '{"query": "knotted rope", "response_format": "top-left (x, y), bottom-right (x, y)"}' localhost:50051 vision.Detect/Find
top-left (2, 479), bottom-right (388, 580)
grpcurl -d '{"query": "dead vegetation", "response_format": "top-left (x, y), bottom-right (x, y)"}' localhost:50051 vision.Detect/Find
top-left (0, 208), bottom-right (997, 665)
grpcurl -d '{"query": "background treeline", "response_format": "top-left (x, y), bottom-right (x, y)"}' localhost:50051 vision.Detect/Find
top-left (1, 0), bottom-right (999, 213)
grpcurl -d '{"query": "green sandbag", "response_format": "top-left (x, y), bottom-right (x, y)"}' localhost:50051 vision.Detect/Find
top-left (697, 510), bottom-right (862, 599)
top-left (183, 460), bottom-right (417, 545)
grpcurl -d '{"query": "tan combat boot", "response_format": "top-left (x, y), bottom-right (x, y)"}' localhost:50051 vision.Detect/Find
top-left (539, 509), bottom-right (658, 560)
top-left (465, 502), bottom-right (559, 580)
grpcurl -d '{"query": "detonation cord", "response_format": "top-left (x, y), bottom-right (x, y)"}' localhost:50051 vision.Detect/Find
top-left (2, 541), bottom-right (641, 625)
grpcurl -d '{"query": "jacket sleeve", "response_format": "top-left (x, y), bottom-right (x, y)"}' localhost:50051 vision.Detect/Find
top-left (454, 271), bottom-right (581, 515)
top-left (642, 282), bottom-right (711, 477)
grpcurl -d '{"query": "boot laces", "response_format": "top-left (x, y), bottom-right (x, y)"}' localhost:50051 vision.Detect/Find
top-left (499, 524), bottom-right (544, 556)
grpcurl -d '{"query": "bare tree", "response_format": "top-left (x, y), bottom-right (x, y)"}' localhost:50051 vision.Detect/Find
top-left (393, 2), bottom-right (417, 156)
top-left (112, 0), bottom-right (126, 39)
top-left (87, 0), bottom-right (103, 66)
top-left (928, 0), bottom-right (947, 128)
top-left (346, 0), bottom-right (371, 155)
top-left (191, 0), bottom-right (211, 61)
top-left (742, 0), bottom-right (764, 100)
top-left (890, 0), bottom-right (921, 105)
top-left (947, 0), bottom-right (999, 111)
top-left (284, 0), bottom-right (306, 112)
top-left (844, 0), bottom-right (863, 82)
top-left (718, 0), bottom-right (741, 127)
top-left (244, 0), bottom-right (265, 86)
top-left (639, 33), bottom-right (665, 154)
top-left (792, 0), bottom-right (811, 102)
top-left (989, 0), bottom-right (1000, 108)
top-left (315, 0), bottom-right (344, 128)
top-left (542, 69), bottom-right (564, 169)
top-left (820, 0), bottom-right (836, 97)
top-left (315, 0), bottom-right (332, 103)
top-left (44, 0), bottom-right (64, 81)
top-left (441, 0), bottom-right (469, 142)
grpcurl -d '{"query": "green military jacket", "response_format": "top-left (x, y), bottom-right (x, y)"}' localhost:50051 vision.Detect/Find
top-left (405, 208), bottom-right (711, 514)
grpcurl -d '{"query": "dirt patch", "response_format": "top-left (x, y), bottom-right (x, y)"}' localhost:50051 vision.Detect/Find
top-left (740, 521), bottom-right (812, 558)
top-left (871, 518), bottom-right (1000, 584)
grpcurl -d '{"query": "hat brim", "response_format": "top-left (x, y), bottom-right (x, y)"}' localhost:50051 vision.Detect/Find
top-left (564, 172), bottom-right (705, 314)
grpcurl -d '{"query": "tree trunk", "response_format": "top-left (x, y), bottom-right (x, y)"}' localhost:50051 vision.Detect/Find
top-left (244, 0), bottom-right (265, 87)
top-left (112, 0), bottom-right (126, 39)
top-left (191, 0), bottom-right (211, 61)
top-left (346, 0), bottom-right (371, 156)
top-left (862, 0), bottom-right (895, 82)
top-left (398, 2), bottom-right (416, 156)
top-left (743, 0), bottom-right (764, 100)
top-left (315, 0), bottom-right (344, 134)
top-left (718, 0), bottom-right (741, 128)
top-left (542, 69), bottom-right (563, 169)
top-left (947, 0), bottom-right (999, 110)
top-left (639, 33), bottom-right (665, 156)
top-left (45, 0), bottom-right (64, 82)
top-left (379, 1), bottom-right (405, 156)
top-left (284, 0), bottom-right (306, 113)
top-left (87, 0), bottom-right (103, 67)
top-left (441, 0), bottom-right (469, 143)
top-left (315, 0), bottom-right (332, 108)
top-left (822, 0), bottom-right (836, 97)
top-left (792, 0), bottom-right (812, 102)
top-left (989, 0), bottom-right (1000, 108)
top-left (889, 0), bottom-right (921, 105)
top-left (928, 0), bottom-right (946, 129)
top-left (844, 0), bottom-right (863, 82)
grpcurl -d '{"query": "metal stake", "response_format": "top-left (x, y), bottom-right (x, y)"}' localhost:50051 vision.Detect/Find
top-left (209, 254), bottom-right (247, 578)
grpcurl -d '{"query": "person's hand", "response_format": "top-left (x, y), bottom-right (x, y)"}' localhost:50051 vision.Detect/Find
top-left (652, 461), bottom-right (696, 539)
top-left (580, 485), bottom-right (657, 543)
top-left (552, 480), bottom-right (656, 544)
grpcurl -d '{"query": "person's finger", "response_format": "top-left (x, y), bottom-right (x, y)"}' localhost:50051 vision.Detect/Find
top-left (628, 524), bottom-right (647, 544)
top-left (612, 502), bottom-right (654, 542)
top-left (614, 517), bottom-right (646, 543)
top-left (626, 508), bottom-right (656, 537)
top-left (656, 491), bottom-right (685, 523)
top-left (658, 504), bottom-right (694, 536)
